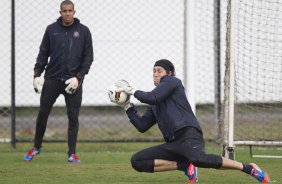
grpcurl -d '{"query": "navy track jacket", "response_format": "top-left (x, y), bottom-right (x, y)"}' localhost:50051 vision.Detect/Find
top-left (34, 17), bottom-right (93, 80)
top-left (126, 76), bottom-right (202, 142)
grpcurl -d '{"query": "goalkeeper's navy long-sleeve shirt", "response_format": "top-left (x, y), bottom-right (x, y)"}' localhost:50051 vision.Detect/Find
top-left (34, 17), bottom-right (93, 81)
top-left (126, 75), bottom-right (202, 142)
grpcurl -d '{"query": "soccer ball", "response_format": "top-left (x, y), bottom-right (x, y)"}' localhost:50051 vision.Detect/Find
top-left (108, 80), bottom-right (130, 104)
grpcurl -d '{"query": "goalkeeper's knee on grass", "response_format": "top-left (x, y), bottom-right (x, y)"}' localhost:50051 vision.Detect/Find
top-left (131, 157), bottom-right (154, 172)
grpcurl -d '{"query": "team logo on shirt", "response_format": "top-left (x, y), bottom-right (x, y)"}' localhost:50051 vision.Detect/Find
top-left (73, 31), bottom-right (80, 38)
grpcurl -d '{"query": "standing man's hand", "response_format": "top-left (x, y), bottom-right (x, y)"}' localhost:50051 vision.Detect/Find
top-left (65, 77), bottom-right (79, 94)
top-left (33, 77), bottom-right (43, 94)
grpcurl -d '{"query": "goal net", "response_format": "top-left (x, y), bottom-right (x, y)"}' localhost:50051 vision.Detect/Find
top-left (223, 0), bottom-right (282, 158)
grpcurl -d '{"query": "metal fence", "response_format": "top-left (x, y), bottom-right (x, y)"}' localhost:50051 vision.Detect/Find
top-left (0, 0), bottom-right (225, 145)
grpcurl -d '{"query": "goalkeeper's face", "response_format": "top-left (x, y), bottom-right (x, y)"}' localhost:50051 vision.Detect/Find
top-left (60, 4), bottom-right (75, 26)
top-left (153, 66), bottom-right (169, 86)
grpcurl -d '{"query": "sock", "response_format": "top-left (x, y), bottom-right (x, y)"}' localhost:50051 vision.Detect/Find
top-left (177, 162), bottom-right (188, 171)
top-left (242, 164), bottom-right (253, 174)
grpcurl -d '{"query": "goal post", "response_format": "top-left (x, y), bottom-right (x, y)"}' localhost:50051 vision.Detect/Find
top-left (222, 0), bottom-right (282, 159)
top-left (222, 0), bottom-right (236, 159)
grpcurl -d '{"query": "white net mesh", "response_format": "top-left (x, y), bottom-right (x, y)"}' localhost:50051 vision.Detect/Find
top-left (1, 0), bottom-right (225, 141)
top-left (228, 0), bottom-right (282, 142)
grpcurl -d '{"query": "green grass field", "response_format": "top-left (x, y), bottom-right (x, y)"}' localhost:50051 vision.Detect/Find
top-left (0, 142), bottom-right (281, 184)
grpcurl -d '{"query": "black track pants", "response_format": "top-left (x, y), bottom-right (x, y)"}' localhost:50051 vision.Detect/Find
top-left (34, 79), bottom-right (82, 154)
top-left (131, 127), bottom-right (223, 172)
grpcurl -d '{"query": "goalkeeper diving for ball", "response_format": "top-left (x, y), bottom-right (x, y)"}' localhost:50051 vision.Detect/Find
top-left (111, 59), bottom-right (270, 183)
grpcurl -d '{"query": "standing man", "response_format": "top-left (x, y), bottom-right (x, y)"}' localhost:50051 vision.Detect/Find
top-left (113, 59), bottom-right (270, 183)
top-left (24, 0), bottom-right (94, 163)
